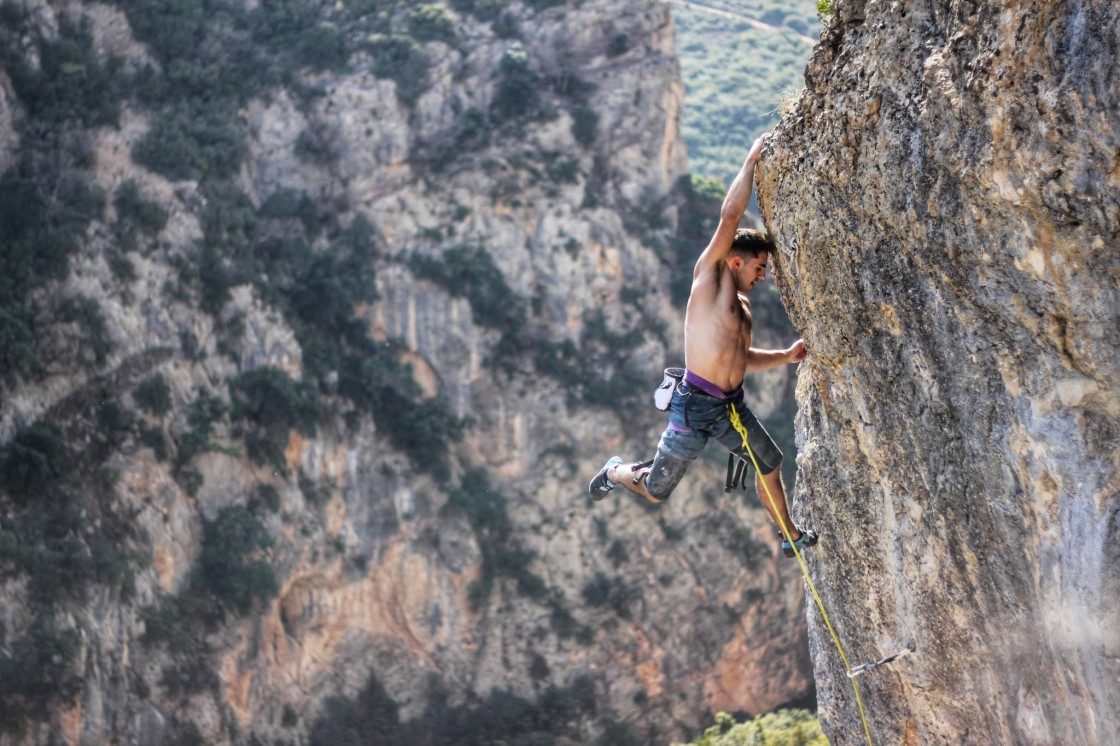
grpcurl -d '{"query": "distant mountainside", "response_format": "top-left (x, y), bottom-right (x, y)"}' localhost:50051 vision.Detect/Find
top-left (0, 1), bottom-right (816, 744)
top-left (671, 0), bottom-right (819, 185)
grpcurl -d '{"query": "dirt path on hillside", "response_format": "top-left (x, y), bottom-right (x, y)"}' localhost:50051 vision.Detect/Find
top-left (671, 0), bottom-right (819, 46)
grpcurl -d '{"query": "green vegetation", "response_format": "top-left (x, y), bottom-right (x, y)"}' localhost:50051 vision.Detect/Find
top-left (677, 710), bottom-right (828, 746)
top-left (229, 367), bottom-right (319, 472)
top-left (407, 4), bottom-right (459, 46)
top-left (364, 34), bottom-right (431, 107)
top-left (0, 399), bottom-right (155, 727)
top-left (115, 0), bottom-right (480, 180)
top-left (140, 505), bottom-right (276, 696)
top-left (132, 105), bottom-right (246, 182)
top-left (194, 505), bottom-right (278, 615)
top-left (174, 392), bottom-right (228, 473)
top-left (449, 0), bottom-right (506, 23)
top-left (1, 11), bottom-right (122, 128)
top-left (671, 0), bottom-right (817, 184)
top-left (308, 670), bottom-right (613, 746)
top-left (114, 179), bottom-right (169, 251)
top-left (571, 105), bottom-right (599, 147)
top-left (525, 311), bottom-right (651, 414)
top-left (447, 470), bottom-right (547, 609)
top-left (410, 245), bottom-right (525, 334)
top-left (492, 42), bottom-right (540, 121)
top-left (0, 615), bottom-right (82, 735)
top-left (134, 374), bottom-right (173, 417)
top-left (0, 148), bottom-right (107, 385)
top-left (59, 296), bottom-right (112, 367)
top-left (166, 179), bottom-right (463, 478)
top-left (1, 422), bottom-right (71, 504)
top-left (0, 418), bottom-right (135, 604)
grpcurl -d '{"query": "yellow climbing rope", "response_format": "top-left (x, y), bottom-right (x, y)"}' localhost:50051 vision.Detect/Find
top-left (728, 406), bottom-right (874, 746)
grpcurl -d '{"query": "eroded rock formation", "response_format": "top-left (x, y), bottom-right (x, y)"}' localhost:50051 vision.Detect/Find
top-left (758, 0), bottom-right (1119, 743)
top-left (0, 1), bottom-right (812, 743)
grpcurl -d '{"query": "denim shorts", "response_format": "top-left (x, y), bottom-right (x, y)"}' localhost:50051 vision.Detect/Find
top-left (655, 379), bottom-right (783, 475)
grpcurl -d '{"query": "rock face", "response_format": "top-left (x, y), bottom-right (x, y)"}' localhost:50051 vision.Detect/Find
top-left (757, 0), bottom-right (1119, 743)
top-left (0, 1), bottom-right (813, 743)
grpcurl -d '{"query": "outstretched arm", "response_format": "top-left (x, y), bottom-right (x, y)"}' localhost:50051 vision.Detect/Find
top-left (744, 339), bottom-right (806, 373)
top-left (693, 134), bottom-right (769, 279)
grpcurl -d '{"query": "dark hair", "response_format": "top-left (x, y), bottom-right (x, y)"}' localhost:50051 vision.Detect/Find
top-left (729, 228), bottom-right (774, 259)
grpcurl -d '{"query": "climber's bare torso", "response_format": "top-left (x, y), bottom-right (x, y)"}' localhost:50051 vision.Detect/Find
top-left (685, 251), bottom-right (769, 392)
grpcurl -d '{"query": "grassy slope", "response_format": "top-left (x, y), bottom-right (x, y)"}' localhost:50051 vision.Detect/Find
top-left (672, 0), bottom-right (819, 185)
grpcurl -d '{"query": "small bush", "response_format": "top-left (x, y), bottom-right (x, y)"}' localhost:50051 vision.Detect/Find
top-left (607, 33), bottom-right (628, 57)
top-left (450, 470), bottom-right (546, 608)
top-left (294, 127), bottom-right (339, 166)
top-left (114, 180), bottom-right (168, 236)
top-left (139, 425), bottom-right (169, 460)
top-left (132, 105), bottom-right (245, 182)
top-left (449, 0), bottom-right (504, 22)
top-left (570, 105), bottom-right (598, 147)
top-left (3, 14), bottom-right (122, 127)
top-left (364, 34), bottom-right (430, 107)
top-left (58, 297), bottom-right (112, 367)
top-left (407, 5), bottom-right (459, 45)
top-left (195, 505), bottom-right (277, 615)
top-left (297, 21), bottom-right (348, 71)
top-left (259, 189), bottom-right (319, 237)
top-left (134, 374), bottom-right (172, 417)
top-left (408, 246), bottom-right (525, 334)
top-left (1, 422), bottom-right (70, 503)
top-left (175, 393), bottom-right (227, 468)
top-left (0, 614), bottom-right (82, 733)
top-left (681, 709), bottom-right (828, 746)
top-left (229, 367), bottom-right (319, 471)
top-left (308, 673), bottom-right (401, 746)
top-left (492, 43), bottom-right (539, 121)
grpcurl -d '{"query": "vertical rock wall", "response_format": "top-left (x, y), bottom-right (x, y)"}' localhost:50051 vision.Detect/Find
top-left (757, 0), bottom-right (1119, 743)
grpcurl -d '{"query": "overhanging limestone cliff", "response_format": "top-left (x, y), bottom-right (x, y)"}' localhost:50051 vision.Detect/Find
top-left (757, 0), bottom-right (1119, 743)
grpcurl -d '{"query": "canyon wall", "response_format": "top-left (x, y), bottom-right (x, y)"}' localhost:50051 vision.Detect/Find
top-left (0, 1), bottom-right (812, 743)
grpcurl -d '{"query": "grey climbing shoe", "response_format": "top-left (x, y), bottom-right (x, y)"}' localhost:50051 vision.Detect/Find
top-left (781, 528), bottom-right (818, 558)
top-left (588, 456), bottom-right (623, 501)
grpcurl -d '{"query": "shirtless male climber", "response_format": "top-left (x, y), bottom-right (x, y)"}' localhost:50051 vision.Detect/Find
top-left (588, 133), bottom-right (817, 558)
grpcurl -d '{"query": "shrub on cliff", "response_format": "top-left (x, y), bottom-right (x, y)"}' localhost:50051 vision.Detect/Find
top-left (677, 710), bottom-right (827, 746)
top-left (409, 245), bottom-right (525, 335)
top-left (364, 34), bottom-right (431, 107)
top-left (132, 106), bottom-right (246, 181)
top-left (407, 4), bottom-right (459, 46)
top-left (229, 367), bottom-right (319, 472)
top-left (571, 105), bottom-right (599, 146)
top-left (0, 615), bottom-right (82, 735)
top-left (492, 42), bottom-right (539, 121)
top-left (1, 422), bottom-right (70, 504)
top-left (449, 0), bottom-right (504, 22)
top-left (114, 180), bottom-right (167, 231)
top-left (1, 13), bottom-right (122, 128)
top-left (194, 505), bottom-right (278, 615)
top-left (134, 374), bottom-right (173, 417)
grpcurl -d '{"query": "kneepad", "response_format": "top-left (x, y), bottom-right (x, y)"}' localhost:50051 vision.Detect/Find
top-left (644, 449), bottom-right (691, 501)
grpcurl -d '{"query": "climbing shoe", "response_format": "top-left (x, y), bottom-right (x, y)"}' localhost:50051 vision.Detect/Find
top-left (781, 528), bottom-right (818, 558)
top-left (588, 456), bottom-right (623, 501)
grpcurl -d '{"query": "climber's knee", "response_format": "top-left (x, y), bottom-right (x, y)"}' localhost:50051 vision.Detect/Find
top-left (644, 448), bottom-right (691, 501)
